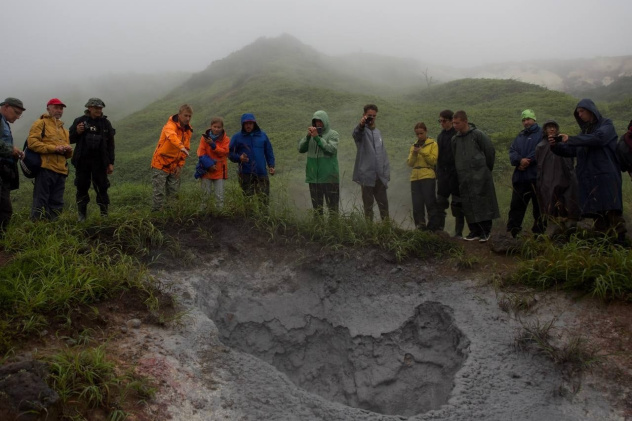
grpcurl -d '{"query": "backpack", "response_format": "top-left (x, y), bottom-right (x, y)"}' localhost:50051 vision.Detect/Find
top-left (19, 123), bottom-right (44, 179)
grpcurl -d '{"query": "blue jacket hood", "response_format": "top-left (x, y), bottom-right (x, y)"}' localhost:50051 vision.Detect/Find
top-left (240, 113), bottom-right (261, 133)
top-left (574, 99), bottom-right (603, 129)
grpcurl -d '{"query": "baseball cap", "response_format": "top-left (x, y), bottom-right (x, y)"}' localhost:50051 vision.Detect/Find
top-left (85, 98), bottom-right (105, 108)
top-left (0, 97), bottom-right (25, 111)
top-left (521, 109), bottom-right (536, 121)
top-left (47, 98), bottom-right (66, 107)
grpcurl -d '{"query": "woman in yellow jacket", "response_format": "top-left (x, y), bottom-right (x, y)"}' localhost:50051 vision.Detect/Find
top-left (407, 122), bottom-right (440, 230)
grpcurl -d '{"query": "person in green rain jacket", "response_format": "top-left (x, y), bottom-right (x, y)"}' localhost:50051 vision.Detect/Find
top-left (298, 110), bottom-right (340, 215)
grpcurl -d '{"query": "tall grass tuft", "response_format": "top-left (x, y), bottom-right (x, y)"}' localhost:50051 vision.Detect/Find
top-left (510, 234), bottom-right (632, 301)
top-left (47, 344), bottom-right (155, 419)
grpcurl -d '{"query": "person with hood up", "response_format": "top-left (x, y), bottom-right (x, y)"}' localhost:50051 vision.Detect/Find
top-left (551, 99), bottom-right (626, 242)
top-left (506, 109), bottom-right (545, 238)
top-left (451, 110), bottom-right (499, 242)
top-left (69, 98), bottom-right (116, 221)
top-left (150, 104), bottom-right (193, 212)
top-left (352, 104), bottom-right (390, 221)
top-left (27, 98), bottom-right (73, 221)
top-left (407, 122), bottom-right (440, 230)
top-left (229, 113), bottom-right (275, 205)
top-left (535, 119), bottom-right (580, 236)
top-left (197, 116), bottom-right (230, 208)
top-left (298, 110), bottom-right (340, 215)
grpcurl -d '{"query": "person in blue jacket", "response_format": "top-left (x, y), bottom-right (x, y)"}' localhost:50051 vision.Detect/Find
top-left (551, 99), bottom-right (626, 242)
top-left (506, 109), bottom-right (545, 237)
top-left (229, 113), bottom-right (275, 204)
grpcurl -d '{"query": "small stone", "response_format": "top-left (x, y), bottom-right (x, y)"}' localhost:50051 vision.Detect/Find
top-left (128, 319), bottom-right (142, 329)
top-left (120, 326), bottom-right (128, 334)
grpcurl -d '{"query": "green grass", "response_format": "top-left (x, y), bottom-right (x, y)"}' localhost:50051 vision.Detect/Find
top-left (508, 233), bottom-right (632, 301)
top-left (47, 344), bottom-right (156, 420)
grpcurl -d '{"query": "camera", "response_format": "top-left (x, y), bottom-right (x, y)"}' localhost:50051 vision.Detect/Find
top-left (414, 141), bottom-right (423, 148)
top-left (365, 116), bottom-right (374, 125)
top-left (554, 135), bottom-right (563, 143)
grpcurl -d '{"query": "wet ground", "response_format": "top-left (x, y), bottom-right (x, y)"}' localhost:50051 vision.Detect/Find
top-left (111, 219), bottom-right (629, 420)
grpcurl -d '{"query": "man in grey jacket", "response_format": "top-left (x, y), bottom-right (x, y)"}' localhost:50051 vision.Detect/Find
top-left (352, 104), bottom-right (390, 220)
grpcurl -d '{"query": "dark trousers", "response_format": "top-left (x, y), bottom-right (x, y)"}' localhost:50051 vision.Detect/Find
top-left (309, 183), bottom-right (339, 215)
top-left (32, 168), bottom-right (66, 221)
top-left (468, 220), bottom-right (492, 236)
top-left (239, 173), bottom-right (270, 205)
top-left (411, 179), bottom-right (440, 230)
top-left (75, 162), bottom-right (110, 208)
top-left (437, 194), bottom-right (464, 235)
top-left (0, 179), bottom-right (12, 233)
top-left (507, 181), bottom-right (546, 237)
top-left (361, 178), bottom-right (389, 220)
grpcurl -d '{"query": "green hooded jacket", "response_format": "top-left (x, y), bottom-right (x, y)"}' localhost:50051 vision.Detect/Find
top-left (298, 110), bottom-right (339, 184)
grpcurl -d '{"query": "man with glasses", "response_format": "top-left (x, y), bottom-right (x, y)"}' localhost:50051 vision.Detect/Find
top-left (0, 97), bottom-right (26, 233)
top-left (352, 104), bottom-right (390, 220)
top-left (435, 109), bottom-right (464, 237)
top-left (27, 98), bottom-right (73, 221)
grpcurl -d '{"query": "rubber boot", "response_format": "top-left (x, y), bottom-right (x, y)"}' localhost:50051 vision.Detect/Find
top-left (78, 203), bottom-right (87, 222)
top-left (99, 204), bottom-right (108, 217)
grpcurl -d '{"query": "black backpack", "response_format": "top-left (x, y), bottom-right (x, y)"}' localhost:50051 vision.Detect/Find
top-left (20, 123), bottom-right (44, 179)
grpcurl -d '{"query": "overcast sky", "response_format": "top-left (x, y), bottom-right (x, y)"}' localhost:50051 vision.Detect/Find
top-left (4, 0), bottom-right (632, 89)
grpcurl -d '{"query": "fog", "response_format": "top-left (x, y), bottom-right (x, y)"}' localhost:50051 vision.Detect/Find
top-left (3, 0), bottom-right (631, 93)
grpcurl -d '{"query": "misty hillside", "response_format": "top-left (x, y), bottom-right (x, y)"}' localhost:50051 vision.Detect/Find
top-left (111, 34), bottom-right (626, 189)
top-left (7, 71), bottom-right (191, 141)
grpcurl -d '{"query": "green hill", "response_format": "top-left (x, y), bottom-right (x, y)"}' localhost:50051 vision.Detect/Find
top-left (106, 35), bottom-right (631, 222)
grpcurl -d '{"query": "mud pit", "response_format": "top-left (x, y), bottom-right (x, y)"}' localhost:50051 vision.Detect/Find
top-left (213, 300), bottom-right (468, 416)
top-left (126, 221), bottom-right (625, 420)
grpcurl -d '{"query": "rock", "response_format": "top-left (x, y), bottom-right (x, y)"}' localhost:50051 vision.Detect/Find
top-left (0, 360), bottom-right (60, 420)
top-left (489, 233), bottom-right (521, 255)
top-left (128, 318), bottom-right (142, 329)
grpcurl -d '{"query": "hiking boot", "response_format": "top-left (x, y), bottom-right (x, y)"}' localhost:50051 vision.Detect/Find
top-left (99, 204), bottom-right (108, 217)
top-left (479, 233), bottom-right (491, 243)
top-left (463, 233), bottom-right (480, 241)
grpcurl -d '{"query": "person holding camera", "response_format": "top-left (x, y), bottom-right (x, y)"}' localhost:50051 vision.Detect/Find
top-left (69, 98), bottom-right (116, 221)
top-left (298, 110), bottom-right (339, 215)
top-left (0, 98), bottom-right (26, 233)
top-left (407, 122), bottom-right (440, 231)
top-left (352, 104), bottom-right (390, 221)
top-left (506, 109), bottom-right (545, 238)
top-left (551, 99), bottom-right (626, 243)
top-left (535, 119), bottom-right (579, 236)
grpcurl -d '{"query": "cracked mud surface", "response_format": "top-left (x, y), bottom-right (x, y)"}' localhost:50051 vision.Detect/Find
top-left (111, 218), bottom-right (630, 420)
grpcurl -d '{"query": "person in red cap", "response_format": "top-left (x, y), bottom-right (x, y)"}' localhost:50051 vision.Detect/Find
top-left (26, 98), bottom-right (73, 220)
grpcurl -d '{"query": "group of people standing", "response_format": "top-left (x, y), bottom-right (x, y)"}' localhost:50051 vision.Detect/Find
top-left (404, 100), bottom-right (628, 243)
top-left (0, 96), bottom-right (114, 233)
top-left (0, 96), bottom-right (628, 244)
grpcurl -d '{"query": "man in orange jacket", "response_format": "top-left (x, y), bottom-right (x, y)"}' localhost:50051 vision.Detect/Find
top-left (150, 104), bottom-right (193, 211)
